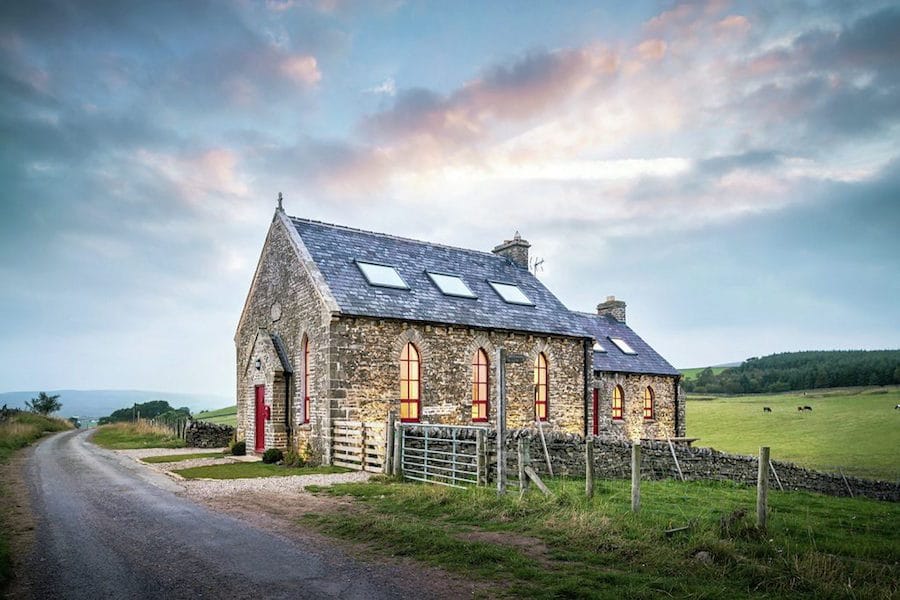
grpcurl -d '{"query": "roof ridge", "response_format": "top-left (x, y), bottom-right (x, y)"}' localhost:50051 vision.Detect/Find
top-left (288, 215), bottom-right (507, 261)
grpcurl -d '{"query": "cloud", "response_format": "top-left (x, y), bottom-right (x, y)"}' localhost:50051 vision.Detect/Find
top-left (279, 54), bottom-right (322, 86)
top-left (364, 76), bottom-right (396, 96)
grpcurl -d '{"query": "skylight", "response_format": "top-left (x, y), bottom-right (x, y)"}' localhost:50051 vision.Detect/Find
top-left (609, 337), bottom-right (637, 355)
top-left (593, 341), bottom-right (607, 353)
top-left (488, 281), bottom-right (534, 305)
top-left (427, 272), bottom-right (476, 298)
top-left (356, 261), bottom-right (409, 289)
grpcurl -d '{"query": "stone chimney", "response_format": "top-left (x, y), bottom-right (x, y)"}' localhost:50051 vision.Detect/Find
top-left (597, 295), bottom-right (626, 322)
top-left (492, 231), bottom-right (530, 269)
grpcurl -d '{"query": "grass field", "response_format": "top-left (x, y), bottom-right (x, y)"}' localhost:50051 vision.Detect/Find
top-left (680, 366), bottom-right (731, 380)
top-left (687, 388), bottom-right (900, 480)
top-left (91, 422), bottom-right (186, 450)
top-left (194, 405), bottom-right (236, 428)
top-left (140, 452), bottom-right (225, 463)
top-left (305, 477), bottom-right (899, 599)
top-left (0, 413), bottom-right (72, 589)
top-left (173, 462), bottom-right (349, 479)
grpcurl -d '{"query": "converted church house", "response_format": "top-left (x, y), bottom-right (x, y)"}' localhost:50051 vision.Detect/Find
top-left (235, 204), bottom-right (683, 462)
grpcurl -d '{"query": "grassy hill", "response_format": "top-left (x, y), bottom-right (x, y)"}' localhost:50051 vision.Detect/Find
top-left (194, 405), bottom-right (237, 428)
top-left (0, 389), bottom-right (229, 419)
top-left (679, 366), bottom-right (731, 380)
top-left (687, 387), bottom-right (900, 480)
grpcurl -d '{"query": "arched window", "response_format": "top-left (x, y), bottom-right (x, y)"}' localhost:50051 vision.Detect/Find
top-left (643, 387), bottom-right (654, 420)
top-left (303, 338), bottom-right (310, 424)
top-left (400, 342), bottom-right (420, 422)
top-left (471, 349), bottom-right (489, 422)
top-left (612, 385), bottom-right (624, 420)
top-left (534, 353), bottom-right (548, 422)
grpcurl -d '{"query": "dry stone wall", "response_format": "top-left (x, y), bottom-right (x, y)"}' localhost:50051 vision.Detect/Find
top-left (185, 421), bottom-right (234, 448)
top-left (401, 426), bottom-right (898, 502)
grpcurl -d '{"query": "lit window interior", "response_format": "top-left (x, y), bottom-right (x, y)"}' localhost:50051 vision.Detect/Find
top-left (609, 337), bottom-right (637, 355)
top-left (356, 261), bottom-right (409, 289)
top-left (427, 272), bottom-right (476, 298)
top-left (488, 281), bottom-right (534, 305)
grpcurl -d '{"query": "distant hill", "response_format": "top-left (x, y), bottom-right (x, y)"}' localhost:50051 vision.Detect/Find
top-left (0, 390), bottom-right (231, 419)
top-left (683, 350), bottom-right (900, 394)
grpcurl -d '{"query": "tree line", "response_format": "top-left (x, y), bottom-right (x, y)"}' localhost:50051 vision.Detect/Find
top-left (98, 400), bottom-right (190, 425)
top-left (683, 350), bottom-right (900, 394)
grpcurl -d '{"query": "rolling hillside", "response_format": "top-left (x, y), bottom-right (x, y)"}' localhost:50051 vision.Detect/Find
top-left (0, 390), bottom-right (230, 419)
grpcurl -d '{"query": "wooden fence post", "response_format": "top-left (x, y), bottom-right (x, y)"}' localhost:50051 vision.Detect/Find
top-left (585, 438), bottom-right (594, 499)
top-left (631, 442), bottom-right (641, 513)
top-left (385, 411), bottom-right (396, 475)
top-left (476, 429), bottom-right (485, 486)
top-left (392, 421), bottom-right (402, 477)
top-left (517, 437), bottom-right (527, 497)
top-left (757, 446), bottom-right (770, 530)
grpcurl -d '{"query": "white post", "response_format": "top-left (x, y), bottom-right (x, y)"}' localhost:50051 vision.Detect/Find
top-left (757, 446), bottom-right (770, 530)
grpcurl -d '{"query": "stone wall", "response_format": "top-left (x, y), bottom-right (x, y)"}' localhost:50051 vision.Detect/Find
top-left (591, 373), bottom-right (679, 441)
top-left (185, 421), bottom-right (235, 448)
top-left (400, 426), bottom-right (898, 502)
top-left (330, 317), bottom-right (587, 433)
top-left (234, 212), bottom-right (333, 460)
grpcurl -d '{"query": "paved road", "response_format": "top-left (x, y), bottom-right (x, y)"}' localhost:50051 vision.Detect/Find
top-left (20, 429), bottom-right (431, 600)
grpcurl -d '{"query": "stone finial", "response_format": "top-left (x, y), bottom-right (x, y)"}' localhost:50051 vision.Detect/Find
top-left (277, 192), bottom-right (284, 212)
top-left (597, 295), bottom-right (626, 322)
top-left (492, 232), bottom-right (530, 269)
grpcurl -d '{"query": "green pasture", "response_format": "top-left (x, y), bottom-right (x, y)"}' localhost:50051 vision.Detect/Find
top-left (687, 388), bottom-right (900, 480)
top-left (194, 405), bottom-right (237, 428)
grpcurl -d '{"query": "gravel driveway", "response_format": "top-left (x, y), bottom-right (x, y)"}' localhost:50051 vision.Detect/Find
top-left (16, 429), bottom-right (462, 600)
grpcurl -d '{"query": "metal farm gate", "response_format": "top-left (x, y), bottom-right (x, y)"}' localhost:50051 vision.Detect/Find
top-left (398, 424), bottom-right (484, 488)
top-left (331, 420), bottom-right (386, 473)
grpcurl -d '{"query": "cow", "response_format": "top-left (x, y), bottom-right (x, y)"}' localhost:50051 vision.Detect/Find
top-left (763, 407), bottom-right (772, 413)
top-left (797, 406), bottom-right (803, 412)
top-left (895, 404), bottom-right (900, 410)
top-left (803, 406), bottom-right (813, 411)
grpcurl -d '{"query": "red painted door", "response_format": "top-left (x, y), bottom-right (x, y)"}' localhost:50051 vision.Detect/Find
top-left (592, 388), bottom-right (599, 436)
top-left (254, 385), bottom-right (266, 453)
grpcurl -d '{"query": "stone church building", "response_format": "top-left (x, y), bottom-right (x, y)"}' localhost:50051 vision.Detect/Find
top-left (235, 205), bottom-right (683, 462)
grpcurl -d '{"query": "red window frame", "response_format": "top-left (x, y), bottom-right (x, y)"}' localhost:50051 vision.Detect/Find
top-left (400, 342), bottom-right (420, 422)
top-left (303, 338), bottom-right (310, 424)
top-left (534, 353), bottom-right (548, 422)
top-left (612, 385), bottom-right (624, 420)
top-left (471, 349), bottom-right (489, 422)
top-left (643, 387), bottom-right (654, 420)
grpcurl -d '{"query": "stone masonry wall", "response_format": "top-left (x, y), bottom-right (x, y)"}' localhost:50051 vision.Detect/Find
top-left (591, 373), bottom-right (678, 441)
top-left (185, 421), bottom-right (235, 448)
top-left (329, 317), bottom-right (588, 433)
top-left (235, 213), bottom-right (332, 460)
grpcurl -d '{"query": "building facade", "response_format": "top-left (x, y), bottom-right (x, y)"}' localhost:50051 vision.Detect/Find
top-left (235, 207), bottom-right (682, 462)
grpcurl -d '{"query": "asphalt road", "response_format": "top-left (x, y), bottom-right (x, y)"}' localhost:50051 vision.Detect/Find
top-left (20, 429), bottom-right (433, 600)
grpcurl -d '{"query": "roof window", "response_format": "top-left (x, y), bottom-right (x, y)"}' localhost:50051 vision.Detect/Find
top-left (356, 261), bottom-right (409, 289)
top-left (609, 337), bottom-right (637, 355)
top-left (592, 341), bottom-right (607, 353)
top-left (488, 281), bottom-right (534, 305)
top-left (427, 272), bottom-right (476, 298)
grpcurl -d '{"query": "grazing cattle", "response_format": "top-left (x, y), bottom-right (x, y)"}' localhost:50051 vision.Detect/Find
top-left (797, 406), bottom-right (803, 412)
top-left (895, 404), bottom-right (900, 410)
top-left (803, 405), bottom-right (813, 411)
top-left (763, 407), bottom-right (772, 413)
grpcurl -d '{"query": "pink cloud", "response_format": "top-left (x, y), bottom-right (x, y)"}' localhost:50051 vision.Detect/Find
top-left (279, 54), bottom-right (322, 86)
top-left (635, 39), bottom-right (667, 61)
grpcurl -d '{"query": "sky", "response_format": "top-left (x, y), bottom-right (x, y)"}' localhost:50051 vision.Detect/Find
top-left (1, 0), bottom-right (898, 398)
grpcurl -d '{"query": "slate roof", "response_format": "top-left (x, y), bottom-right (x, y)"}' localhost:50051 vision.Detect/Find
top-left (571, 312), bottom-right (680, 376)
top-left (290, 217), bottom-right (589, 338)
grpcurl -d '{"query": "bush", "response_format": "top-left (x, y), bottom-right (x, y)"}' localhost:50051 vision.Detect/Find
top-left (283, 450), bottom-right (306, 468)
top-left (230, 440), bottom-right (246, 456)
top-left (262, 448), bottom-right (283, 464)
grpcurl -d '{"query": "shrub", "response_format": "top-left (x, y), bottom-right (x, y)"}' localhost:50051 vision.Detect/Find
top-left (262, 448), bottom-right (284, 464)
top-left (283, 450), bottom-right (306, 468)
top-left (231, 440), bottom-right (246, 456)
